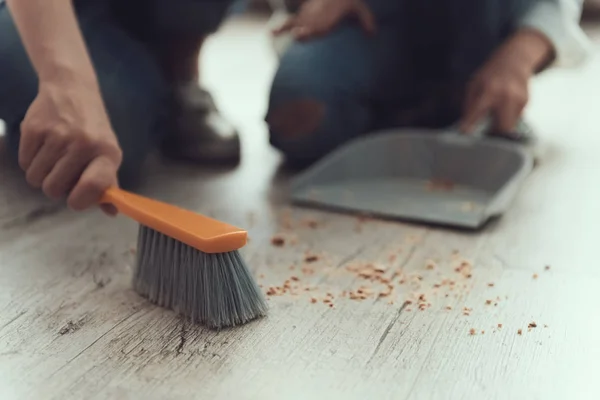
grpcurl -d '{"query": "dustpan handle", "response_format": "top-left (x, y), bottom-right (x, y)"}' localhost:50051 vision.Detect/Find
top-left (448, 117), bottom-right (530, 140)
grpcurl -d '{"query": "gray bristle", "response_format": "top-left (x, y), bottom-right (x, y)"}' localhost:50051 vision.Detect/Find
top-left (133, 225), bottom-right (268, 329)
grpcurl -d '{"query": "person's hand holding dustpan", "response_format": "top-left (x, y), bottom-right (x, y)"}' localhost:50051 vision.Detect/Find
top-left (460, 28), bottom-right (554, 141)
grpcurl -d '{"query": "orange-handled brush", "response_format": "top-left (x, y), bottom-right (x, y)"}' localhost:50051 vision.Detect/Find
top-left (100, 187), bottom-right (247, 253)
top-left (100, 187), bottom-right (267, 329)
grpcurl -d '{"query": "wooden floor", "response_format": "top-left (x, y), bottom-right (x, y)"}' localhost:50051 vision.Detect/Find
top-left (2, 16), bottom-right (600, 400)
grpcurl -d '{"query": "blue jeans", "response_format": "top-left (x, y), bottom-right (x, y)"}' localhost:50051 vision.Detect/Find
top-left (267, 0), bottom-right (537, 165)
top-left (0, 0), bottom-right (232, 186)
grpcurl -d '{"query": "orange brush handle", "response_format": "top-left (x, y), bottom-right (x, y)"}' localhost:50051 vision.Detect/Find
top-left (100, 187), bottom-right (247, 254)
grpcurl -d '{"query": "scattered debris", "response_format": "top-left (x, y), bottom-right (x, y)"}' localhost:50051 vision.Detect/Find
top-left (260, 232), bottom-right (546, 335)
top-left (304, 255), bottom-right (319, 263)
top-left (302, 218), bottom-right (320, 229)
top-left (270, 235), bottom-right (285, 247)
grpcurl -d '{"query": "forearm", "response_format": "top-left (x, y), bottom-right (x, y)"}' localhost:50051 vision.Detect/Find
top-left (502, 28), bottom-right (555, 73)
top-left (6, 0), bottom-right (98, 86)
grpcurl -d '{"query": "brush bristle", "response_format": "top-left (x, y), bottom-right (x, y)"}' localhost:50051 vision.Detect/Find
top-left (133, 225), bottom-right (268, 329)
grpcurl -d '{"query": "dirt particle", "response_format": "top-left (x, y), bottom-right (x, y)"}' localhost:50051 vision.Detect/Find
top-left (485, 299), bottom-right (492, 305)
top-left (532, 273), bottom-right (538, 279)
top-left (271, 235), bottom-right (286, 247)
top-left (469, 328), bottom-right (476, 336)
top-left (544, 265), bottom-right (551, 271)
top-left (290, 276), bottom-right (300, 282)
top-left (528, 322), bottom-right (537, 329)
top-left (517, 329), bottom-right (523, 335)
top-left (487, 283), bottom-right (495, 287)
top-left (310, 298), bottom-right (317, 304)
top-left (304, 255), bottom-right (319, 263)
top-left (301, 267), bottom-right (315, 275)
top-left (302, 218), bottom-right (320, 229)
top-left (497, 323), bottom-right (503, 328)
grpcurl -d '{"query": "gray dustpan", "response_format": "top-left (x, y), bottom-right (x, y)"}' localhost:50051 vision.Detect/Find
top-left (289, 125), bottom-right (534, 229)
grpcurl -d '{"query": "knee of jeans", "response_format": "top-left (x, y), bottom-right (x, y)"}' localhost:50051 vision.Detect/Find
top-left (266, 71), bottom-right (370, 165)
top-left (266, 97), bottom-right (332, 164)
top-left (265, 67), bottom-right (340, 163)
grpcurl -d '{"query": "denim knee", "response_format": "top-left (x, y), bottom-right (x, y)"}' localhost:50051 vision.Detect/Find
top-left (266, 57), bottom-right (371, 166)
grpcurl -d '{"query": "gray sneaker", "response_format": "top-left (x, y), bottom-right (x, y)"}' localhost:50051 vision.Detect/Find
top-left (161, 83), bottom-right (241, 165)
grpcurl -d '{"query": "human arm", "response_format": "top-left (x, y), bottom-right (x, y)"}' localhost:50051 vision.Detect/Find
top-left (460, 0), bottom-right (593, 134)
top-left (6, 0), bottom-right (122, 213)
